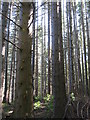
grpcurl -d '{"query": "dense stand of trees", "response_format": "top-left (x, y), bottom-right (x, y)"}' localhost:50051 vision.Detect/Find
top-left (0, 0), bottom-right (90, 119)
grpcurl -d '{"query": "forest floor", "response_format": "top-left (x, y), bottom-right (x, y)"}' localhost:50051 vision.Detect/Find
top-left (2, 95), bottom-right (90, 119)
top-left (2, 102), bottom-right (52, 118)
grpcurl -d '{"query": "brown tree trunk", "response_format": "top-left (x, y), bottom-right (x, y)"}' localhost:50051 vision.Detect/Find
top-left (14, 3), bottom-right (33, 118)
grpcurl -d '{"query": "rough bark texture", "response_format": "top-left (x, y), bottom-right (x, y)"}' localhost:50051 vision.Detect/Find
top-left (35, 2), bottom-right (38, 97)
top-left (48, 2), bottom-right (50, 94)
top-left (0, 2), bottom-right (2, 119)
top-left (41, 16), bottom-right (44, 99)
top-left (14, 3), bottom-right (33, 118)
top-left (2, 2), bottom-right (9, 47)
top-left (81, 2), bottom-right (88, 95)
top-left (52, 2), bottom-right (66, 118)
top-left (3, 3), bottom-right (11, 103)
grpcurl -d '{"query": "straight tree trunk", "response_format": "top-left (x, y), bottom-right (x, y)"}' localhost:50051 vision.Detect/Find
top-left (81, 2), bottom-right (88, 95)
top-left (68, 2), bottom-right (74, 93)
top-left (3, 3), bottom-right (11, 102)
top-left (48, 2), bottom-right (50, 94)
top-left (0, 2), bottom-right (2, 119)
top-left (14, 3), bottom-right (33, 118)
top-left (44, 5), bottom-right (46, 96)
top-left (52, 2), bottom-right (66, 118)
top-left (85, 2), bottom-right (90, 95)
top-left (80, 26), bottom-right (85, 95)
top-left (35, 2), bottom-right (38, 97)
top-left (32, 3), bottom-right (35, 92)
top-left (2, 2), bottom-right (9, 47)
top-left (41, 16), bottom-right (44, 99)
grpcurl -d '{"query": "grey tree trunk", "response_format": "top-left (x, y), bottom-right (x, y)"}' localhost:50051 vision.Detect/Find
top-left (35, 2), bottom-right (38, 97)
top-left (3, 3), bottom-right (11, 103)
top-left (43, 4), bottom-right (46, 96)
top-left (85, 2), bottom-right (90, 95)
top-left (32, 3), bottom-right (35, 92)
top-left (81, 2), bottom-right (88, 95)
top-left (14, 3), bottom-right (33, 118)
top-left (48, 2), bottom-right (50, 94)
top-left (41, 16), bottom-right (44, 99)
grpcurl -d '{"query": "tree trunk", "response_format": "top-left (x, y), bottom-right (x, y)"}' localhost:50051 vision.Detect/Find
top-left (35, 2), bottom-right (38, 97)
top-left (85, 2), bottom-right (90, 95)
top-left (3, 3), bottom-right (11, 103)
top-left (14, 3), bottom-right (33, 118)
top-left (0, 2), bottom-right (2, 119)
top-left (48, 2), bottom-right (50, 94)
top-left (52, 2), bottom-right (66, 118)
top-left (32, 3), bottom-right (35, 93)
top-left (44, 4), bottom-right (46, 96)
top-left (81, 2), bottom-right (88, 95)
top-left (41, 16), bottom-right (44, 99)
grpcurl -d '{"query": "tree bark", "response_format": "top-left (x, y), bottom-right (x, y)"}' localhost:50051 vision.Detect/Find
top-left (52, 2), bottom-right (66, 118)
top-left (14, 3), bottom-right (33, 118)
top-left (0, 2), bottom-right (2, 119)
top-left (48, 2), bottom-right (50, 94)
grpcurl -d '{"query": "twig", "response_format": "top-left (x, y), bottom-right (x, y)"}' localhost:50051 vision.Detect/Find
top-left (4, 38), bottom-right (22, 51)
top-left (0, 12), bottom-right (22, 29)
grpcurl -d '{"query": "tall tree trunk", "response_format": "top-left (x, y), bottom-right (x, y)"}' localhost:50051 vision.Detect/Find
top-left (81, 2), bottom-right (88, 95)
top-left (48, 2), bottom-right (50, 94)
top-left (43, 4), bottom-right (46, 96)
top-left (14, 3), bottom-right (33, 118)
top-left (35, 2), bottom-right (38, 97)
top-left (52, 2), bottom-right (66, 118)
top-left (68, 2), bottom-right (74, 93)
top-left (41, 16), bottom-right (44, 99)
top-left (3, 3), bottom-right (11, 103)
top-left (2, 2), bottom-right (9, 47)
top-left (32, 3), bottom-right (35, 93)
top-left (85, 2), bottom-right (90, 95)
top-left (80, 26), bottom-right (85, 95)
top-left (0, 2), bottom-right (2, 119)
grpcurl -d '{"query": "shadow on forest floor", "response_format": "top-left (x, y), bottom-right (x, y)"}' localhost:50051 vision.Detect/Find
top-left (2, 102), bottom-right (53, 118)
top-left (2, 95), bottom-right (90, 119)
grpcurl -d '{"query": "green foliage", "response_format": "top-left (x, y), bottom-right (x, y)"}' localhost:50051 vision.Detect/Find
top-left (43, 94), bottom-right (54, 112)
top-left (34, 101), bottom-right (41, 110)
top-left (43, 94), bottom-right (51, 103)
top-left (70, 92), bottom-right (75, 101)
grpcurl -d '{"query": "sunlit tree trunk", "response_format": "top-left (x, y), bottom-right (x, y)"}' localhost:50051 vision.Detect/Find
top-left (3, 3), bottom-right (11, 103)
top-left (41, 16), bottom-right (44, 99)
top-left (43, 4), bottom-right (46, 96)
top-left (85, 2), bottom-right (90, 95)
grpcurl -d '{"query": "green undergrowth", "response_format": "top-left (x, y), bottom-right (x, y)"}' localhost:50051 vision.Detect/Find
top-left (34, 94), bottom-right (54, 112)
